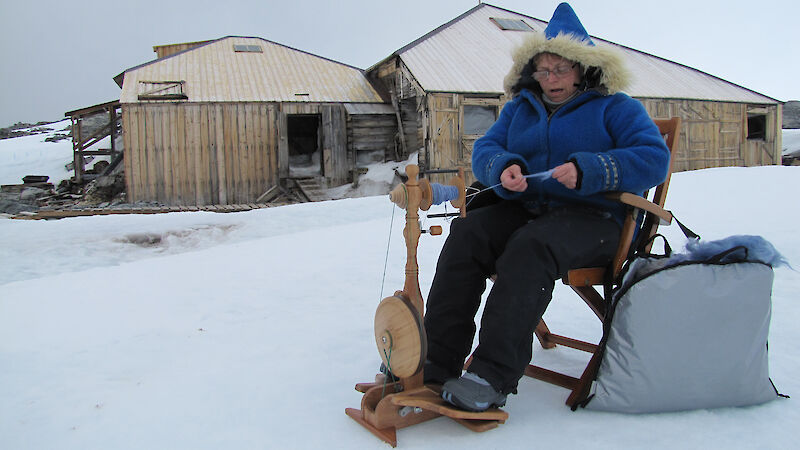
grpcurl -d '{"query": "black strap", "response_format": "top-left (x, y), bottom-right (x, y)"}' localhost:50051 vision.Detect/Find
top-left (770, 378), bottom-right (790, 399)
top-left (707, 245), bottom-right (749, 264)
top-left (674, 215), bottom-right (700, 240)
top-left (641, 233), bottom-right (672, 258)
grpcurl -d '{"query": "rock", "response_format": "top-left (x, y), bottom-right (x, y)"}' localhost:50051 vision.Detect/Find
top-left (22, 175), bottom-right (49, 184)
top-left (19, 187), bottom-right (47, 203)
top-left (76, 173), bottom-right (126, 206)
top-left (45, 133), bottom-right (71, 143)
top-left (784, 101), bottom-right (800, 129)
top-left (0, 121), bottom-right (58, 140)
top-left (0, 199), bottom-right (38, 214)
top-left (92, 160), bottom-right (110, 174)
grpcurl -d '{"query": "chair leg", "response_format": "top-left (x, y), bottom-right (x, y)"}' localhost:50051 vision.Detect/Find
top-left (534, 319), bottom-right (557, 349)
top-left (565, 347), bottom-right (603, 408)
top-left (571, 285), bottom-right (606, 320)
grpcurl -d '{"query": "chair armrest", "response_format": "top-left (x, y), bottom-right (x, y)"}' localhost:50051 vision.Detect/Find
top-left (605, 192), bottom-right (673, 225)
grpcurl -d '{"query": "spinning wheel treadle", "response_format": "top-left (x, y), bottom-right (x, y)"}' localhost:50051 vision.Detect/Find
top-left (374, 294), bottom-right (426, 378)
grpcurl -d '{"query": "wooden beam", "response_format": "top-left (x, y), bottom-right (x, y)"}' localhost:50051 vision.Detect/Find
top-left (390, 86), bottom-right (407, 160)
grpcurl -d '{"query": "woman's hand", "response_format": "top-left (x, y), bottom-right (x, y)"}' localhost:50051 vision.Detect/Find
top-left (500, 164), bottom-right (528, 192)
top-left (552, 162), bottom-right (579, 189)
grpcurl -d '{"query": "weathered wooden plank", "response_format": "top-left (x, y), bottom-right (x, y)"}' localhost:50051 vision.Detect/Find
top-left (173, 105), bottom-right (188, 205)
top-left (278, 107), bottom-right (288, 178)
top-left (170, 105), bottom-right (183, 204)
top-left (238, 103), bottom-right (251, 201)
top-left (135, 106), bottom-right (147, 203)
top-left (251, 103), bottom-right (264, 200)
top-left (146, 107), bottom-right (159, 202)
top-left (268, 104), bottom-right (278, 185)
top-left (262, 104), bottom-right (272, 189)
top-left (348, 124), bottom-right (396, 135)
top-left (349, 118), bottom-right (396, 128)
top-left (185, 105), bottom-right (199, 205)
top-left (198, 104), bottom-right (210, 205)
top-left (239, 104), bottom-right (250, 201)
top-left (214, 103), bottom-right (227, 204)
top-left (122, 106), bottom-right (136, 202)
top-left (222, 104), bottom-right (233, 204)
top-left (157, 106), bottom-right (171, 203)
top-left (228, 104), bottom-right (240, 204)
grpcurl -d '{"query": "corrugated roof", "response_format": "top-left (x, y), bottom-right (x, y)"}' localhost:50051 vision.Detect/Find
top-left (118, 37), bottom-right (385, 104)
top-left (389, 4), bottom-right (777, 104)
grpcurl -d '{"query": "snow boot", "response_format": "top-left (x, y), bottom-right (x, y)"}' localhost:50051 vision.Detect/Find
top-left (442, 371), bottom-right (507, 412)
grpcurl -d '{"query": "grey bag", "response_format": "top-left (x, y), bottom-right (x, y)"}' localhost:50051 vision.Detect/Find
top-left (585, 235), bottom-right (787, 413)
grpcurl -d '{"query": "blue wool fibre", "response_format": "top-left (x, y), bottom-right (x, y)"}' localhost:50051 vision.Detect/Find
top-left (526, 168), bottom-right (555, 182)
top-left (682, 235), bottom-right (791, 268)
top-left (624, 235), bottom-right (791, 290)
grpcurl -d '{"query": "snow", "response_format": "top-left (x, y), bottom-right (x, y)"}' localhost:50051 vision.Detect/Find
top-left (1, 131), bottom-right (799, 449)
top-left (0, 119), bottom-right (110, 187)
top-left (782, 128), bottom-right (800, 158)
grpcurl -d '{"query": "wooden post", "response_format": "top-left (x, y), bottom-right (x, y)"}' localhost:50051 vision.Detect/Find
top-left (109, 105), bottom-right (117, 158)
top-left (391, 84), bottom-right (407, 161)
top-left (73, 116), bottom-right (83, 183)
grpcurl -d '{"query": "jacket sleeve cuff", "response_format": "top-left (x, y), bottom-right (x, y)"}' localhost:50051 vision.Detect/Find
top-left (569, 152), bottom-right (620, 195)
top-left (484, 153), bottom-right (528, 199)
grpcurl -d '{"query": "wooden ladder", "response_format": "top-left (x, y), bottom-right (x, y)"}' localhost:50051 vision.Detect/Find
top-left (294, 178), bottom-right (326, 202)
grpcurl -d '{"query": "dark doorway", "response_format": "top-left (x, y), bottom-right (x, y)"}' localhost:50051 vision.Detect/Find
top-left (288, 115), bottom-right (322, 177)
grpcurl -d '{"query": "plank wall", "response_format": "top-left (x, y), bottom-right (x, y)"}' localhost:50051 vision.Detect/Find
top-left (123, 102), bottom-right (279, 205)
top-left (640, 98), bottom-right (780, 172)
top-left (348, 113), bottom-right (397, 165)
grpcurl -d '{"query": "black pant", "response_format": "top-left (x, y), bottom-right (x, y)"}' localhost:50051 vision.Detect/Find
top-left (424, 200), bottom-right (620, 394)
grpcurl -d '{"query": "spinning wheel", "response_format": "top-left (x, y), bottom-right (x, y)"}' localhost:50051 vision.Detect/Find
top-left (374, 294), bottom-right (427, 378)
top-left (347, 165), bottom-right (507, 447)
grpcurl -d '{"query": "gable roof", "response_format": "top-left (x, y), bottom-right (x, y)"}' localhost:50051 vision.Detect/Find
top-left (116, 36), bottom-right (385, 104)
top-left (372, 3), bottom-right (777, 104)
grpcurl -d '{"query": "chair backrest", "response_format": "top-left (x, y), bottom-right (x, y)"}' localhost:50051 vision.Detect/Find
top-left (610, 117), bottom-right (681, 276)
top-left (641, 117), bottom-right (681, 250)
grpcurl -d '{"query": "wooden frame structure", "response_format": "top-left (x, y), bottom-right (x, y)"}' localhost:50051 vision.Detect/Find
top-left (65, 100), bottom-right (122, 183)
top-left (526, 117), bottom-right (682, 407)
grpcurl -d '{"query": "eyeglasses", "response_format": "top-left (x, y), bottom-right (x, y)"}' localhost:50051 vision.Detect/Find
top-left (532, 63), bottom-right (578, 81)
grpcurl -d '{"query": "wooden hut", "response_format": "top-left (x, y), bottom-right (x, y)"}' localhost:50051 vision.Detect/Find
top-left (367, 3), bottom-right (782, 182)
top-left (114, 36), bottom-right (392, 206)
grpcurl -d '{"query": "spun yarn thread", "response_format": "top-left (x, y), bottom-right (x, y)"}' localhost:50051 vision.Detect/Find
top-left (430, 183), bottom-right (460, 205)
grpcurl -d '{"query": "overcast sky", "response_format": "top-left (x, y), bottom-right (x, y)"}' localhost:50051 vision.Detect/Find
top-left (1, 0), bottom-right (797, 128)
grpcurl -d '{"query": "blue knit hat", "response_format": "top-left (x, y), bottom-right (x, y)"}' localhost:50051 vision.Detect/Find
top-left (504, 2), bottom-right (630, 95)
top-left (544, 3), bottom-right (594, 46)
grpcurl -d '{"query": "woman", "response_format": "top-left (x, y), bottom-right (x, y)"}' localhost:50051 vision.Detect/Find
top-left (423, 3), bottom-right (671, 412)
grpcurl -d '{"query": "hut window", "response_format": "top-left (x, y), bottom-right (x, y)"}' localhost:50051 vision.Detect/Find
top-left (234, 44), bottom-right (263, 53)
top-left (137, 81), bottom-right (187, 101)
top-left (747, 108), bottom-right (767, 140)
top-left (463, 105), bottom-right (497, 135)
top-left (490, 18), bottom-right (534, 32)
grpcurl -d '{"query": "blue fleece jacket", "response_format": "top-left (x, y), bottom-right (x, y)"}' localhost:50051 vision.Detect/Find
top-left (472, 88), bottom-right (670, 225)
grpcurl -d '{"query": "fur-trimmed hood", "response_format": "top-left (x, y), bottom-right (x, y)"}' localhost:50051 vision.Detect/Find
top-left (503, 3), bottom-right (631, 97)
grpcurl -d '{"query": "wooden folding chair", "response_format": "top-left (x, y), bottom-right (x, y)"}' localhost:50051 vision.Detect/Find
top-left (525, 117), bottom-right (682, 407)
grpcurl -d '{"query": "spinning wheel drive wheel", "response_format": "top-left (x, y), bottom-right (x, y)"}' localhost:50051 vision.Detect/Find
top-left (374, 294), bottom-right (427, 378)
